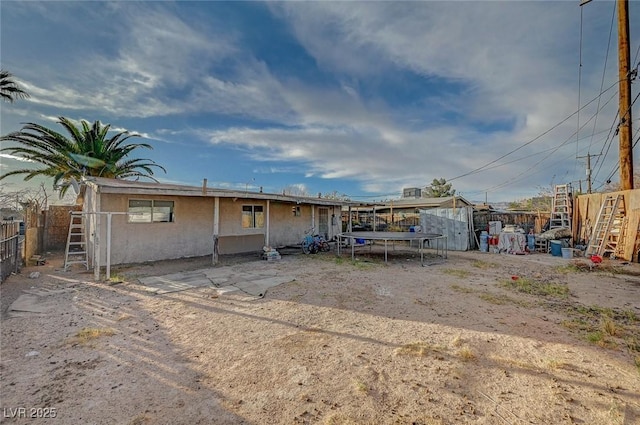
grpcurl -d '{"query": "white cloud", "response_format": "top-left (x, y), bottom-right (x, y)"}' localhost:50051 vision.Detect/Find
top-left (2, 1), bottom-right (633, 201)
top-left (0, 153), bottom-right (35, 163)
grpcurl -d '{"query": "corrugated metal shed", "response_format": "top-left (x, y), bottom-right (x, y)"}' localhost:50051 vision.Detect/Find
top-left (420, 206), bottom-right (474, 251)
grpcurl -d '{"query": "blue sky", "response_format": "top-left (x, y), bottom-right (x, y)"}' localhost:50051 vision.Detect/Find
top-left (1, 1), bottom-right (639, 204)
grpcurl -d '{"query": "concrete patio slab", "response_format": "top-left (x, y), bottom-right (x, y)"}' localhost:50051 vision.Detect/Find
top-left (138, 266), bottom-right (295, 297)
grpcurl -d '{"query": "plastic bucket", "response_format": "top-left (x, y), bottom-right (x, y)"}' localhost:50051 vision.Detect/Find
top-left (561, 248), bottom-right (572, 259)
top-left (527, 234), bottom-right (535, 251)
top-left (550, 240), bottom-right (562, 257)
top-left (480, 231), bottom-right (489, 252)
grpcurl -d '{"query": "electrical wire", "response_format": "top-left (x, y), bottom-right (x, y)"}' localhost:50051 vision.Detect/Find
top-left (592, 79), bottom-right (640, 186)
top-left (462, 140), bottom-right (602, 198)
top-left (576, 4), bottom-right (584, 175)
top-left (594, 130), bottom-right (640, 191)
top-left (587, 0), bottom-right (616, 154)
top-left (466, 127), bottom-right (611, 175)
top-left (460, 88), bottom-right (619, 196)
top-left (590, 108), bottom-right (619, 185)
top-left (474, 89), bottom-right (619, 195)
top-left (596, 91), bottom-right (640, 189)
top-left (446, 79), bottom-right (620, 183)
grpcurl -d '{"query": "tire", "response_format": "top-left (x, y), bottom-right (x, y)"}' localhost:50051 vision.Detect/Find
top-left (302, 241), bottom-right (311, 254)
top-left (310, 243), bottom-right (319, 254)
top-left (320, 241), bottom-right (330, 252)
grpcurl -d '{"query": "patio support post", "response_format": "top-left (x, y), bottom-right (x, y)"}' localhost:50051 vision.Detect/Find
top-left (213, 197), bottom-right (220, 265)
top-left (265, 200), bottom-right (270, 247)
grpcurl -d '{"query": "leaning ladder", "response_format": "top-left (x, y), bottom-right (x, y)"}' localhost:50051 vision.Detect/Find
top-left (585, 194), bottom-right (625, 257)
top-left (64, 212), bottom-right (89, 270)
top-left (549, 184), bottom-right (572, 230)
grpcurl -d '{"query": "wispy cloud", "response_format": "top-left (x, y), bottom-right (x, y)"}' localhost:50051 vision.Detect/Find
top-left (0, 153), bottom-right (35, 163)
top-left (0, 1), bottom-right (633, 201)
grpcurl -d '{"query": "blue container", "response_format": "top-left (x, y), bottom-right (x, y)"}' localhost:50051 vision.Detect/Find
top-left (480, 231), bottom-right (489, 252)
top-left (550, 240), bottom-right (562, 257)
top-left (527, 234), bottom-right (535, 251)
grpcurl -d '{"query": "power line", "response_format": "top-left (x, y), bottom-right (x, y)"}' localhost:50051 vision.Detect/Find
top-left (592, 86), bottom-right (640, 185)
top-left (474, 90), bottom-right (619, 195)
top-left (587, 0), bottom-right (616, 154)
top-left (465, 128), bottom-right (611, 175)
top-left (576, 4), bottom-right (584, 176)
top-left (446, 79), bottom-right (619, 183)
top-left (595, 130), bottom-right (640, 191)
top-left (461, 89), bottom-right (619, 195)
top-left (462, 140), bottom-right (601, 197)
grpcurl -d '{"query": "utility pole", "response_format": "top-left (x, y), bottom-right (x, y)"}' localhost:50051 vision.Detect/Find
top-left (577, 153), bottom-right (601, 193)
top-left (582, 0), bottom-right (634, 189)
top-left (618, 0), bottom-right (633, 189)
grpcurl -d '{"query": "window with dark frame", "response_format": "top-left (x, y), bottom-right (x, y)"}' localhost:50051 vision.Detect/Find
top-left (128, 200), bottom-right (175, 223)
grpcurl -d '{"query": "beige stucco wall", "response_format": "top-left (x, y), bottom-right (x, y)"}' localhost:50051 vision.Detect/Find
top-left (269, 202), bottom-right (313, 248)
top-left (83, 186), bottom-right (344, 264)
top-left (217, 198), bottom-right (265, 254)
top-left (267, 202), bottom-right (341, 247)
top-left (98, 193), bottom-right (215, 264)
top-left (216, 199), bottom-right (340, 251)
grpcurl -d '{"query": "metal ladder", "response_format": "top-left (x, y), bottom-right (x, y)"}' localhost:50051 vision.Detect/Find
top-left (64, 212), bottom-right (89, 270)
top-left (585, 194), bottom-right (625, 257)
top-left (549, 184), bottom-right (572, 229)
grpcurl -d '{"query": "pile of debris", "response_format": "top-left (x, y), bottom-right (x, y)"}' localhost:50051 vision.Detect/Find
top-left (262, 246), bottom-right (281, 262)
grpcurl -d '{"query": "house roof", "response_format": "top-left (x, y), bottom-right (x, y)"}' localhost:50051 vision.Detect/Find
top-left (84, 177), bottom-right (353, 207)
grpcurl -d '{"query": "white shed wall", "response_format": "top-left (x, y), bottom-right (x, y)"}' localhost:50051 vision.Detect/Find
top-left (420, 207), bottom-right (474, 251)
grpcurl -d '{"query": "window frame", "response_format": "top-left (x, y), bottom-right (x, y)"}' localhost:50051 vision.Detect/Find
top-left (241, 204), bottom-right (264, 229)
top-left (128, 199), bottom-right (175, 223)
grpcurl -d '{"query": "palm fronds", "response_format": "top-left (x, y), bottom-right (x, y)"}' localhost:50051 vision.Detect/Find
top-left (1, 117), bottom-right (166, 195)
top-left (0, 70), bottom-right (30, 102)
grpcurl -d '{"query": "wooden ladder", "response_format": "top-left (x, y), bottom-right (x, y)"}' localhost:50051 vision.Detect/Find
top-left (585, 194), bottom-right (625, 257)
top-left (549, 184), bottom-right (572, 229)
top-left (64, 212), bottom-right (89, 270)
top-left (613, 216), bottom-right (629, 259)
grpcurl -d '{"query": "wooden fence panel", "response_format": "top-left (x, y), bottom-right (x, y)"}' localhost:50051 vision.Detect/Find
top-left (1, 222), bottom-right (21, 282)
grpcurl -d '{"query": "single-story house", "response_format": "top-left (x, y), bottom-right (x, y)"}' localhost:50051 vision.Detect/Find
top-left (80, 177), bottom-right (349, 267)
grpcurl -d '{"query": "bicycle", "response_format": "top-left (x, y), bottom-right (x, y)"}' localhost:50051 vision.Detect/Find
top-left (301, 228), bottom-right (330, 254)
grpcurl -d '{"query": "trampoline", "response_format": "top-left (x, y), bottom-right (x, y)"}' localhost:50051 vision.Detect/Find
top-left (337, 231), bottom-right (447, 266)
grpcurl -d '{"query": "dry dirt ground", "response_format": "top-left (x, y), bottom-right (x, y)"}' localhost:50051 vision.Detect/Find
top-left (1, 245), bottom-right (639, 425)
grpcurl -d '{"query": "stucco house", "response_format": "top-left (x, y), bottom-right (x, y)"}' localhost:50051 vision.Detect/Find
top-left (80, 177), bottom-right (348, 267)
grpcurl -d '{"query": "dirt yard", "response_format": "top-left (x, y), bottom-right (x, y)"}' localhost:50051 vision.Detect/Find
top-left (1, 245), bottom-right (639, 425)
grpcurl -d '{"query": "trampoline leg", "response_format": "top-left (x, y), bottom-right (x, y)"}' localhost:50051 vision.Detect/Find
top-left (384, 239), bottom-right (388, 263)
top-left (351, 238), bottom-right (355, 261)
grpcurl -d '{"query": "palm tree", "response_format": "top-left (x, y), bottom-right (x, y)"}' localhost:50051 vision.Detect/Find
top-left (0, 70), bottom-right (30, 102)
top-left (0, 117), bottom-right (166, 196)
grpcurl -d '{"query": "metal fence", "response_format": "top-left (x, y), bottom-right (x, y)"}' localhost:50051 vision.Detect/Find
top-left (1, 221), bottom-right (22, 282)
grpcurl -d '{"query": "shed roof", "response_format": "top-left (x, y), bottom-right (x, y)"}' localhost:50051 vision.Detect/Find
top-left (347, 196), bottom-right (473, 211)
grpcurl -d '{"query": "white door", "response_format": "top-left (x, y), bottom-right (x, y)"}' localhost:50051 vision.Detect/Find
top-left (318, 208), bottom-right (329, 239)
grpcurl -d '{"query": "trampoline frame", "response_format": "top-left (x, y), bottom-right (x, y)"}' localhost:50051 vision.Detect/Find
top-left (337, 231), bottom-right (447, 266)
